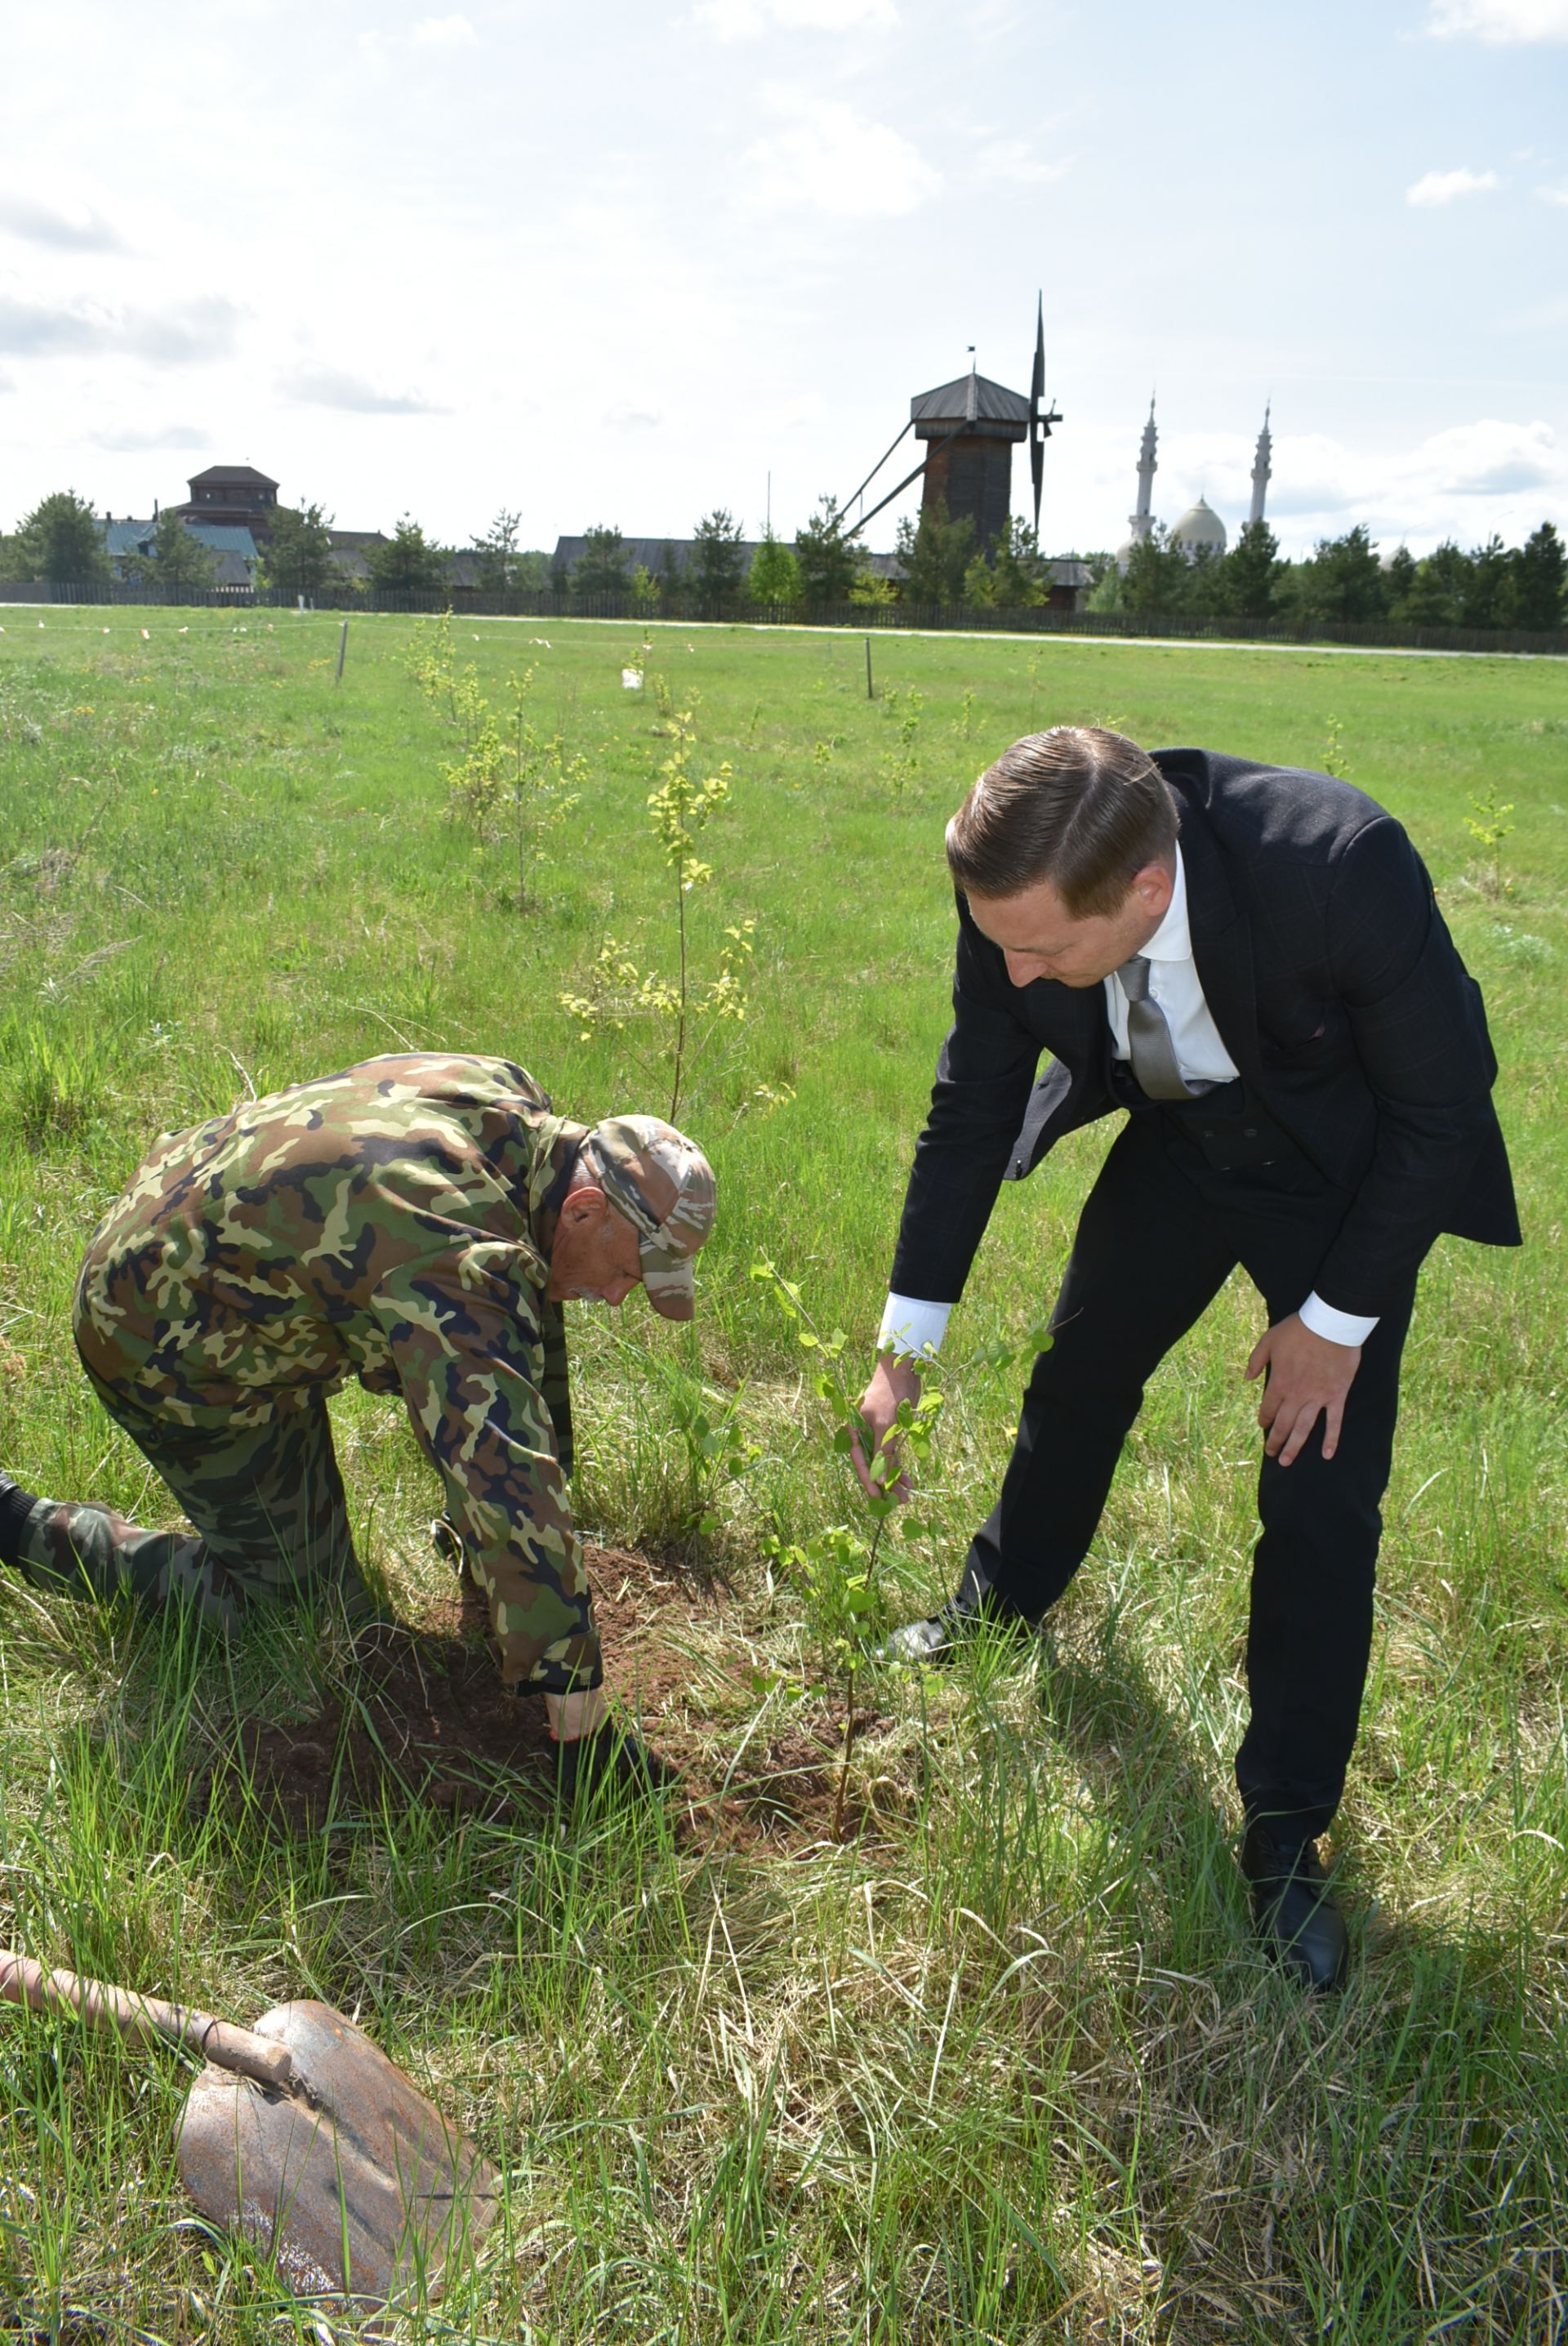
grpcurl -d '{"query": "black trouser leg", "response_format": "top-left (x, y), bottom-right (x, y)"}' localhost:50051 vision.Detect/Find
top-left (1232, 1278), bottom-right (1414, 1844)
top-left (960, 1101), bottom-right (1415, 1849)
top-left (960, 1117), bottom-right (1237, 1618)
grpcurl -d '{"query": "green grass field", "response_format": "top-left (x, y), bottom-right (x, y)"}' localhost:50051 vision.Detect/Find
top-left (1, 606), bottom-right (1566, 2343)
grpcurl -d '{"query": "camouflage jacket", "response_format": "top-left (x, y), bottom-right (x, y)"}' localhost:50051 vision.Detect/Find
top-left (74, 1054), bottom-right (601, 1693)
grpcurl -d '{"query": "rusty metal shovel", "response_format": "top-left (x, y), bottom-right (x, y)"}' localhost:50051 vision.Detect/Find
top-left (0, 1951), bottom-right (499, 2311)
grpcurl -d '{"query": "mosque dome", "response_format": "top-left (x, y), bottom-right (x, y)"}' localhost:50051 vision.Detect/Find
top-left (1170, 497), bottom-right (1227, 557)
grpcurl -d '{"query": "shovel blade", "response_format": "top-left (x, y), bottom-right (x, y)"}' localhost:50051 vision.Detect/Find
top-left (176, 2000), bottom-right (499, 2308)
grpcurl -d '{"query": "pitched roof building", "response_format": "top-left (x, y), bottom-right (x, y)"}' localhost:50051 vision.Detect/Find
top-left (101, 516), bottom-right (261, 588)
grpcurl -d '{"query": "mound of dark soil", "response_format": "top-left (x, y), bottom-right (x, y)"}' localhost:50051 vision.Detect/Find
top-left (231, 1545), bottom-right (886, 1850)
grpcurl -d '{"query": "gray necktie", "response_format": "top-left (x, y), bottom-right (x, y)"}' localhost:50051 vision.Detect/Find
top-left (1116, 956), bottom-right (1205, 1100)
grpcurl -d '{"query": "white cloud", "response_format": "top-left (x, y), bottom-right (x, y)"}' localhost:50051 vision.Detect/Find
top-left (1420, 415), bottom-right (1561, 494)
top-left (604, 402), bottom-right (662, 429)
top-left (0, 294), bottom-right (238, 361)
top-left (1535, 179), bottom-right (1568, 203)
top-left (1242, 418), bottom-right (1567, 551)
top-left (279, 363), bottom-right (447, 415)
top-left (974, 137), bottom-right (1071, 189)
top-left (360, 14), bottom-right (477, 64)
top-left (0, 191), bottom-right (126, 251)
top-left (1427, 0), bottom-right (1568, 39)
top-left (92, 424), bottom-right (211, 453)
top-left (742, 96), bottom-right (940, 216)
top-left (410, 13), bottom-right (479, 47)
top-left (756, 391), bottom-right (827, 431)
top-left (693, 0), bottom-right (895, 36)
top-left (1406, 166), bottom-right (1499, 205)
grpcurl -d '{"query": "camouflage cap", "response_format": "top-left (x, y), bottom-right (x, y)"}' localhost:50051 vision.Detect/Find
top-left (581, 1116), bottom-right (715, 1322)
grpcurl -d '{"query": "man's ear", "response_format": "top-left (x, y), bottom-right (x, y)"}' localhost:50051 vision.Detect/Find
top-left (559, 1184), bottom-right (609, 1232)
top-left (1130, 859), bottom-right (1175, 917)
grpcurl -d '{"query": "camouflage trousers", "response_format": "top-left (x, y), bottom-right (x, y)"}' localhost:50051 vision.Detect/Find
top-left (14, 1369), bottom-right (378, 1630)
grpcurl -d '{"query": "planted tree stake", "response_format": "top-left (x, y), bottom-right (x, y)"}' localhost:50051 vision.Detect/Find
top-left (336, 619), bottom-right (349, 684)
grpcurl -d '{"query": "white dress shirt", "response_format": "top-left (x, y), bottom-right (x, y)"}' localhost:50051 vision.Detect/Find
top-left (880, 848), bottom-right (1379, 1359)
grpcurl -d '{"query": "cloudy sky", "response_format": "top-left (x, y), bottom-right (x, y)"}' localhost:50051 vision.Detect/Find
top-left (1, 0), bottom-right (1565, 560)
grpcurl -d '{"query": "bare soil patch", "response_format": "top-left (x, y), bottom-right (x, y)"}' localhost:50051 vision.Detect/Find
top-left (230, 1545), bottom-right (885, 1851)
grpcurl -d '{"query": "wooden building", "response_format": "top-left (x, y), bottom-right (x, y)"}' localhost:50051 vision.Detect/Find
top-left (172, 465), bottom-right (281, 539)
top-left (910, 369), bottom-right (1031, 553)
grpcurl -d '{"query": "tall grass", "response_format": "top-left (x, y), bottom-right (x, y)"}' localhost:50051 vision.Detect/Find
top-left (0, 609), bottom-right (1564, 2339)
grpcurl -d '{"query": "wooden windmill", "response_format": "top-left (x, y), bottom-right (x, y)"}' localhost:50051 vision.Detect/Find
top-left (844, 296), bottom-right (1062, 551)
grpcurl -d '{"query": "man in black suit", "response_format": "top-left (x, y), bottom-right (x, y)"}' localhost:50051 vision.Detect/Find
top-left (858, 727), bottom-right (1517, 1988)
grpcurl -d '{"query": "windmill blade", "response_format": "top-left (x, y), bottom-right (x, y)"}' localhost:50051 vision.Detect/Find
top-left (1030, 294), bottom-right (1046, 534)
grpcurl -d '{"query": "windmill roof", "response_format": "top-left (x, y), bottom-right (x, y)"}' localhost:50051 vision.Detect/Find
top-left (910, 372), bottom-right (1031, 427)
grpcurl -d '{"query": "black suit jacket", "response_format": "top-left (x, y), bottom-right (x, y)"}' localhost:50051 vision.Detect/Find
top-left (890, 750), bottom-right (1520, 1318)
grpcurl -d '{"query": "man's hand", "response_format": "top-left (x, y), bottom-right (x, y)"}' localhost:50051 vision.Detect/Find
top-left (852, 1352), bottom-right (923, 1501)
top-left (1245, 1313), bottom-right (1362, 1466)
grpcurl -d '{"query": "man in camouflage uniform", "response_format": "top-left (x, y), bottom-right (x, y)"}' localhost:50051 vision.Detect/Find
top-left (0, 1053), bottom-right (715, 1770)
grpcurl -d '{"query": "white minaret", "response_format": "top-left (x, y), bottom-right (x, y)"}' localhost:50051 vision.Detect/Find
top-left (1249, 404), bottom-right (1272, 528)
top-left (1129, 397), bottom-right (1157, 544)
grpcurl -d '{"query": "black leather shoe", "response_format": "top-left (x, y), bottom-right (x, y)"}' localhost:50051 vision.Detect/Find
top-left (874, 1590), bottom-right (1038, 1669)
top-left (1240, 1825), bottom-right (1348, 1991)
top-left (554, 1724), bottom-right (675, 1805)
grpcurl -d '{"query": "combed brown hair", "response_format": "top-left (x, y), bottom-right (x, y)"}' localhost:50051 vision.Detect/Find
top-left (945, 726), bottom-right (1179, 917)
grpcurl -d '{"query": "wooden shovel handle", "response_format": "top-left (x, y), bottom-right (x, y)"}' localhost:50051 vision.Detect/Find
top-left (0, 1951), bottom-right (294, 2091)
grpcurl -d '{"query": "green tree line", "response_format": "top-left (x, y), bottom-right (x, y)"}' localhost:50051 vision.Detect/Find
top-left (0, 491), bottom-right (554, 598)
top-left (1100, 517), bottom-right (1566, 632)
top-left (5, 483), bottom-right (1562, 633)
top-left (561, 505), bottom-right (1567, 633)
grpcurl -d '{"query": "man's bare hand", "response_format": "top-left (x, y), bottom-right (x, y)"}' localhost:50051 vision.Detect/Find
top-left (852, 1353), bottom-right (923, 1501)
top-left (1245, 1313), bottom-right (1361, 1466)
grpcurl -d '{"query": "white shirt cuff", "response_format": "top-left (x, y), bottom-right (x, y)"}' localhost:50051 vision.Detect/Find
top-left (1298, 1292), bottom-right (1379, 1347)
top-left (878, 1294), bottom-right (952, 1359)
